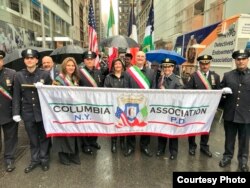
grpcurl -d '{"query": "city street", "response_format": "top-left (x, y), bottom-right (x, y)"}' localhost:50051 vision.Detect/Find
top-left (1, 1), bottom-right (250, 187)
top-left (0, 112), bottom-right (245, 188)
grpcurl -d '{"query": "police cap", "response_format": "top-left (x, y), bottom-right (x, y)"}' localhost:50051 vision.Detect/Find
top-left (0, 50), bottom-right (5, 59)
top-left (82, 51), bottom-right (97, 60)
top-left (161, 58), bottom-right (176, 67)
top-left (197, 55), bottom-right (212, 64)
top-left (232, 49), bottom-right (250, 59)
top-left (21, 49), bottom-right (39, 58)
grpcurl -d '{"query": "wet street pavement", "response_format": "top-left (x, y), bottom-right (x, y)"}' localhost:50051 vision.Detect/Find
top-left (0, 112), bottom-right (248, 188)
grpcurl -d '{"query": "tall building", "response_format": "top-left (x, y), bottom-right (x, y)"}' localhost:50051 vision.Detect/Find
top-left (118, 0), bottom-right (130, 35)
top-left (0, 0), bottom-right (90, 51)
top-left (136, 0), bottom-right (151, 44)
top-left (71, 0), bottom-right (89, 47)
top-left (93, 0), bottom-right (102, 44)
top-left (134, 0), bottom-right (250, 49)
top-left (153, 0), bottom-right (250, 49)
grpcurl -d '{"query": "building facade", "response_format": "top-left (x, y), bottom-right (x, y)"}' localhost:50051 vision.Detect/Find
top-left (0, 0), bottom-right (91, 52)
top-left (153, 0), bottom-right (250, 49)
top-left (118, 0), bottom-right (130, 36)
top-left (71, 0), bottom-right (88, 48)
top-left (136, 0), bottom-right (151, 44)
top-left (92, 0), bottom-right (102, 45)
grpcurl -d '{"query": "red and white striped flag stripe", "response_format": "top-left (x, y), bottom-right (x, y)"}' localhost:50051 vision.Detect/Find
top-left (88, 0), bottom-right (100, 69)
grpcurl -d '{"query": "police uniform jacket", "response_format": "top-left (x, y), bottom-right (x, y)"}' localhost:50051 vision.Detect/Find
top-left (220, 69), bottom-right (250, 124)
top-left (13, 68), bottom-right (52, 122)
top-left (0, 67), bottom-right (16, 125)
top-left (79, 67), bottom-right (104, 87)
top-left (124, 66), bottom-right (156, 89)
top-left (185, 71), bottom-right (220, 89)
top-left (104, 72), bottom-right (125, 88)
top-left (158, 73), bottom-right (183, 89)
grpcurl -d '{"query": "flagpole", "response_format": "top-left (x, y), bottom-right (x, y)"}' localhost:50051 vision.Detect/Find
top-left (132, 0), bottom-right (134, 28)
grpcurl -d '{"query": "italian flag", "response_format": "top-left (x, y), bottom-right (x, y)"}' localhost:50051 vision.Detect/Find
top-left (142, 1), bottom-right (154, 53)
top-left (107, 0), bottom-right (115, 37)
top-left (107, 0), bottom-right (117, 70)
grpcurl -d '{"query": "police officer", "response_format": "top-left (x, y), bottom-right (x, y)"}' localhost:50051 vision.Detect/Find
top-left (123, 51), bottom-right (156, 157)
top-left (219, 50), bottom-right (250, 172)
top-left (79, 51), bottom-right (104, 155)
top-left (12, 49), bottom-right (52, 173)
top-left (156, 58), bottom-right (183, 160)
top-left (185, 55), bottom-right (220, 157)
top-left (0, 50), bottom-right (18, 172)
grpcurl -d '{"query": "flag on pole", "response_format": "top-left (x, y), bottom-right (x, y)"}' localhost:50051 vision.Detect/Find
top-left (88, 0), bottom-right (100, 69)
top-left (107, 0), bottom-right (118, 70)
top-left (108, 47), bottom-right (118, 69)
top-left (107, 0), bottom-right (116, 37)
top-left (142, 0), bottom-right (154, 52)
top-left (127, 1), bottom-right (139, 65)
top-left (128, 1), bottom-right (138, 42)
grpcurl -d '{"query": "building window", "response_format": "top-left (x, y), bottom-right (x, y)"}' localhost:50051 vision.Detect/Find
top-left (55, 16), bottom-right (62, 33)
top-left (209, 0), bottom-right (223, 24)
top-left (32, 6), bottom-right (41, 22)
top-left (53, 0), bottom-right (69, 14)
top-left (194, 0), bottom-right (204, 15)
top-left (44, 13), bottom-right (49, 26)
top-left (65, 23), bottom-right (70, 36)
top-left (9, 0), bottom-right (19, 12)
top-left (44, 7), bottom-right (50, 26)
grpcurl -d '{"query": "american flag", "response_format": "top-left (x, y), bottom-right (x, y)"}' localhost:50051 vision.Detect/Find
top-left (115, 107), bottom-right (130, 127)
top-left (88, 0), bottom-right (100, 69)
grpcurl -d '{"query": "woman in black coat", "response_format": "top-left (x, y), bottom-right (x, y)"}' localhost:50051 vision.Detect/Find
top-left (104, 58), bottom-right (126, 153)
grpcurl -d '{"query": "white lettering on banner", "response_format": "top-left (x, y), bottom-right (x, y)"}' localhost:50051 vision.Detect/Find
top-left (37, 86), bottom-right (223, 137)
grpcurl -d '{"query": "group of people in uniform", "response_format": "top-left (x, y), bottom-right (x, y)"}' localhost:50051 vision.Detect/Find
top-left (0, 47), bottom-right (249, 174)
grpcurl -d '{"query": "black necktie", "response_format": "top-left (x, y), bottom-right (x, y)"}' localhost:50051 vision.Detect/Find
top-left (165, 77), bottom-right (170, 85)
top-left (238, 71), bottom-right (244, 83)
top-left (203, 73), bottom-right (207, 77)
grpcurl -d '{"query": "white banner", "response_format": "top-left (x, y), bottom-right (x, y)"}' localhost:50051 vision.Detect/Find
top-left (37, 86), bottom-right (223, 137)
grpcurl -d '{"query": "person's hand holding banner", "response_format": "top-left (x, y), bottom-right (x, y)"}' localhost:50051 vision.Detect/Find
top-left (222, 87), bottom-right (232, 94)
top-left (13, 115), bottom-right (21, 122)
top-left (34, 82), bottom-right (44, 88)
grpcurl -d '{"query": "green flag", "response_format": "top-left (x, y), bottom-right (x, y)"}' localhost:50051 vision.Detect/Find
top-left (142, 1), bottom-right (154, 52)
top-left (107, 0), bottom-right (115, 37)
